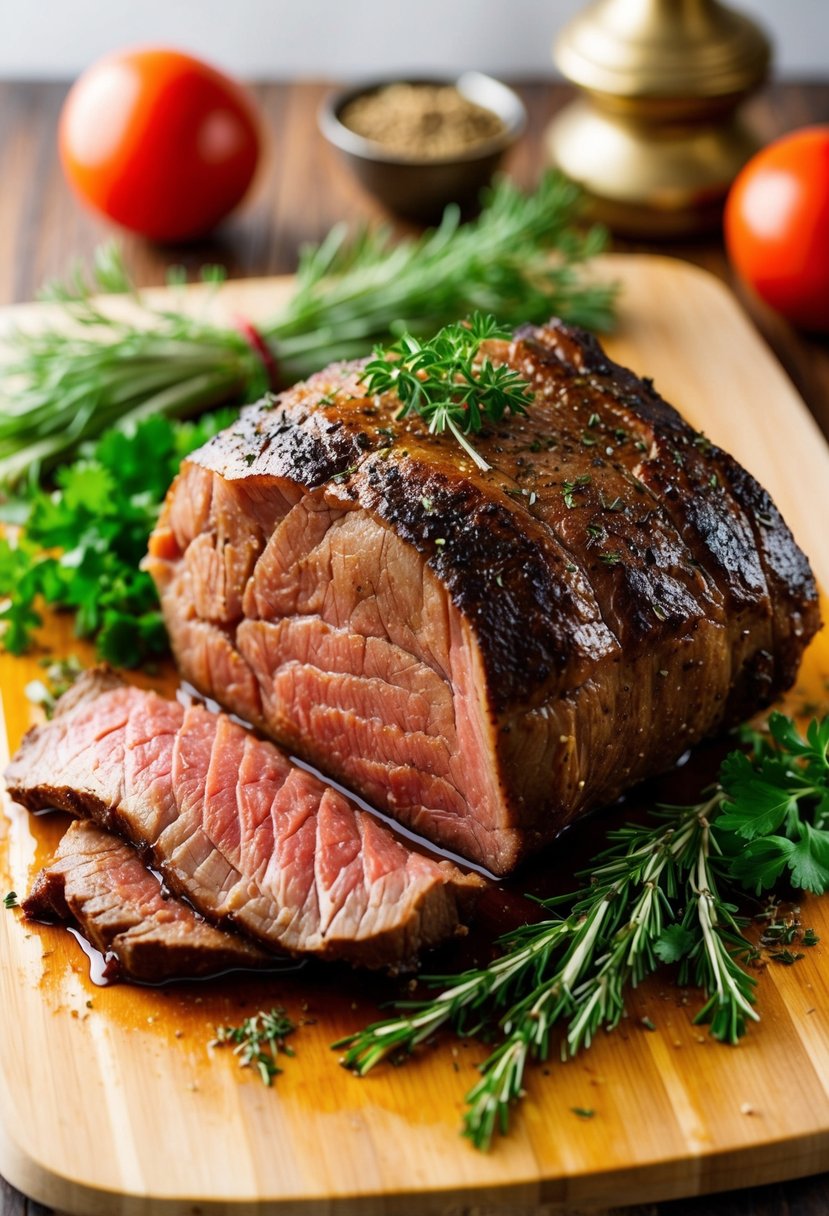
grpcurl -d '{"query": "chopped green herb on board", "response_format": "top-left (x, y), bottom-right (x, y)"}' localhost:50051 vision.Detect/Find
top-left (24, 656), bottom-right (84, 718)
top-left (212, 1008), bottom-right (297, 1086)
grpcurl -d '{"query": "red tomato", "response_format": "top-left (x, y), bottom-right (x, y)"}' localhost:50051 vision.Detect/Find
top-left (59, 48), bottom-right (261, 242)
top-left (724, 126), bottom-right (829, 332)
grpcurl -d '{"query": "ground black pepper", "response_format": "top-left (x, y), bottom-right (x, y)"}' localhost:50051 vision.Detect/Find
top-left (340, 83), bottom-right (505, 159)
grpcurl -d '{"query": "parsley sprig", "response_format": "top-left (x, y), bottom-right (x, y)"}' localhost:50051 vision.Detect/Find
top-left (360, 314), bottom-right (532, 471)
top-left (0, 411), bottom-right (235, 665)
top-left (719, 714), bottom-right (829, 894)
top-left (337, 712), bottom-right (829, 1150)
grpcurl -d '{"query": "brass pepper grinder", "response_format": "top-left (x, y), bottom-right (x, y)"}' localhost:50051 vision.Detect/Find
top-left (545, 0), bottom-right (772, 236)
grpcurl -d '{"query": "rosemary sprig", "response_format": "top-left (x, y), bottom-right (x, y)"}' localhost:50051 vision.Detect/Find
top-left (0, 172), bottom-right (616, 487)
top-left (335, 916), bottom-right (577, 1076)
top-left (338, 712), bottom-right (829, 1151)
top-left (212, 1008), bottom-right (296, 1086)
top-left (360, 313), bottom-right (533, 471)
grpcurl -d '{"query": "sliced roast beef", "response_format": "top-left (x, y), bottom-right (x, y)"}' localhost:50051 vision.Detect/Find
top-left (25, 819), bottom-right (269, 982)
top-left (5, 670), bottom-right (480, 969)
top-left (145, 319), bottom-right (820, 874)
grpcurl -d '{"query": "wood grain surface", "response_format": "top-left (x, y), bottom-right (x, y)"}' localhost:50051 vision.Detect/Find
top-left (2, 255), bottom-right (829, 1216)
top-left (0, 77), bottom-right (828, 1216)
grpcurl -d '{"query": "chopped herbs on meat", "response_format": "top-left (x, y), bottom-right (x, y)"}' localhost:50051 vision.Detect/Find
top-left (361, 313), bottom-right (533, 472)
top-left (562, 474), bottom-right (591, 508)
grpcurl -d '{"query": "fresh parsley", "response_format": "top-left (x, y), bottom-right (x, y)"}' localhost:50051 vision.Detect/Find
top-left (360, 314), bottom-right (533, 472)
top-left (719, 714), bottom-right (829, 895)
top-left (0, 410), bottom-right (236, 666)
top-left (337, 712), bottom-right (829, 1151)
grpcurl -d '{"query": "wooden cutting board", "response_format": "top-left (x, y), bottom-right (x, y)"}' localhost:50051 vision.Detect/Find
top-left (2, 254), bottom-right (829, 1215)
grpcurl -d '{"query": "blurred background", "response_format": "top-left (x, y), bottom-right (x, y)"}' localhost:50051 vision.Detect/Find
top-left (0, 0), bottom-right (826, 409)
top-left (0, 0), bottom-right (826, 408)
top-left (1, 0), bottom-right (826, 78)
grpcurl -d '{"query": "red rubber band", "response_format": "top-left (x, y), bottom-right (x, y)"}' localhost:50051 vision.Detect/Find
top-left (234, 315), bottom-right (280, 391)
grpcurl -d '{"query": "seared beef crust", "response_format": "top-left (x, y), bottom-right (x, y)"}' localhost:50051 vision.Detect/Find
top-left (145, 320), bottom-right (819, 872)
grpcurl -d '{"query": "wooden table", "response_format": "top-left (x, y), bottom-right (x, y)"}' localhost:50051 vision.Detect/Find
top-left (0, 77), bottom-right (827, 1216)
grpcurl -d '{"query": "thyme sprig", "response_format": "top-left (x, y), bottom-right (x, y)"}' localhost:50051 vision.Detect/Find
top-left (337, 712), bottom-right (829, 1150)
top-left (360, 313), bottom-right (533, 471)
top-left (0, 172), bottom-right (616, 487)
top-left (212, 1008), bottom-right (296, 1086)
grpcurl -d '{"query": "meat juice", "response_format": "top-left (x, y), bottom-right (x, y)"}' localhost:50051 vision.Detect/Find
top-left (0, 595), bottom-right (827, 1080)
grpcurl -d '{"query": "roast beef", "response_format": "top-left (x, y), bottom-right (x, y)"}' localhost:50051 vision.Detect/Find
top-left (25, 820), bottom-right (269, 982)
top-left (5, 670), bottom-right (479, 969)
top-left (145, 319), bottom-right (820, 874)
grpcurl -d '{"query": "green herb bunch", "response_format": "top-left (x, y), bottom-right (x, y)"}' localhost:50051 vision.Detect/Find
top-left (337, 712), bottom-right (829, 1150)
top-left (0, 173), bottom-right (615, 487)
top-left (360, 313), bottom-right (533, 471)
top-left (0, 411), bottom-right (235, 665)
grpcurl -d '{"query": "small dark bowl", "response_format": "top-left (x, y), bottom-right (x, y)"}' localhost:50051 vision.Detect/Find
top-left (319, 73), bottom-right (526, 222)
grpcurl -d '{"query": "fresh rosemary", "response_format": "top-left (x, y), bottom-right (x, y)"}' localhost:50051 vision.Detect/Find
top-left (336, 712), bottom-right (829, 1150)
top-left (0, 173), bottom-right (616, 487)
top-left (212, 1007), bottom-right (296, 1086)
top-left (360, 313), bottom-right (533, 471)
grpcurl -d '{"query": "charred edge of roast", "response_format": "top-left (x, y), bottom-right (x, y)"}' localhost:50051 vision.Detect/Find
top-left (516, 318), bottom-right (820, 685)
top-left (189, 320), bottom-right (818, 720)
top-left (23, 868), bottom-right (70, 923)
